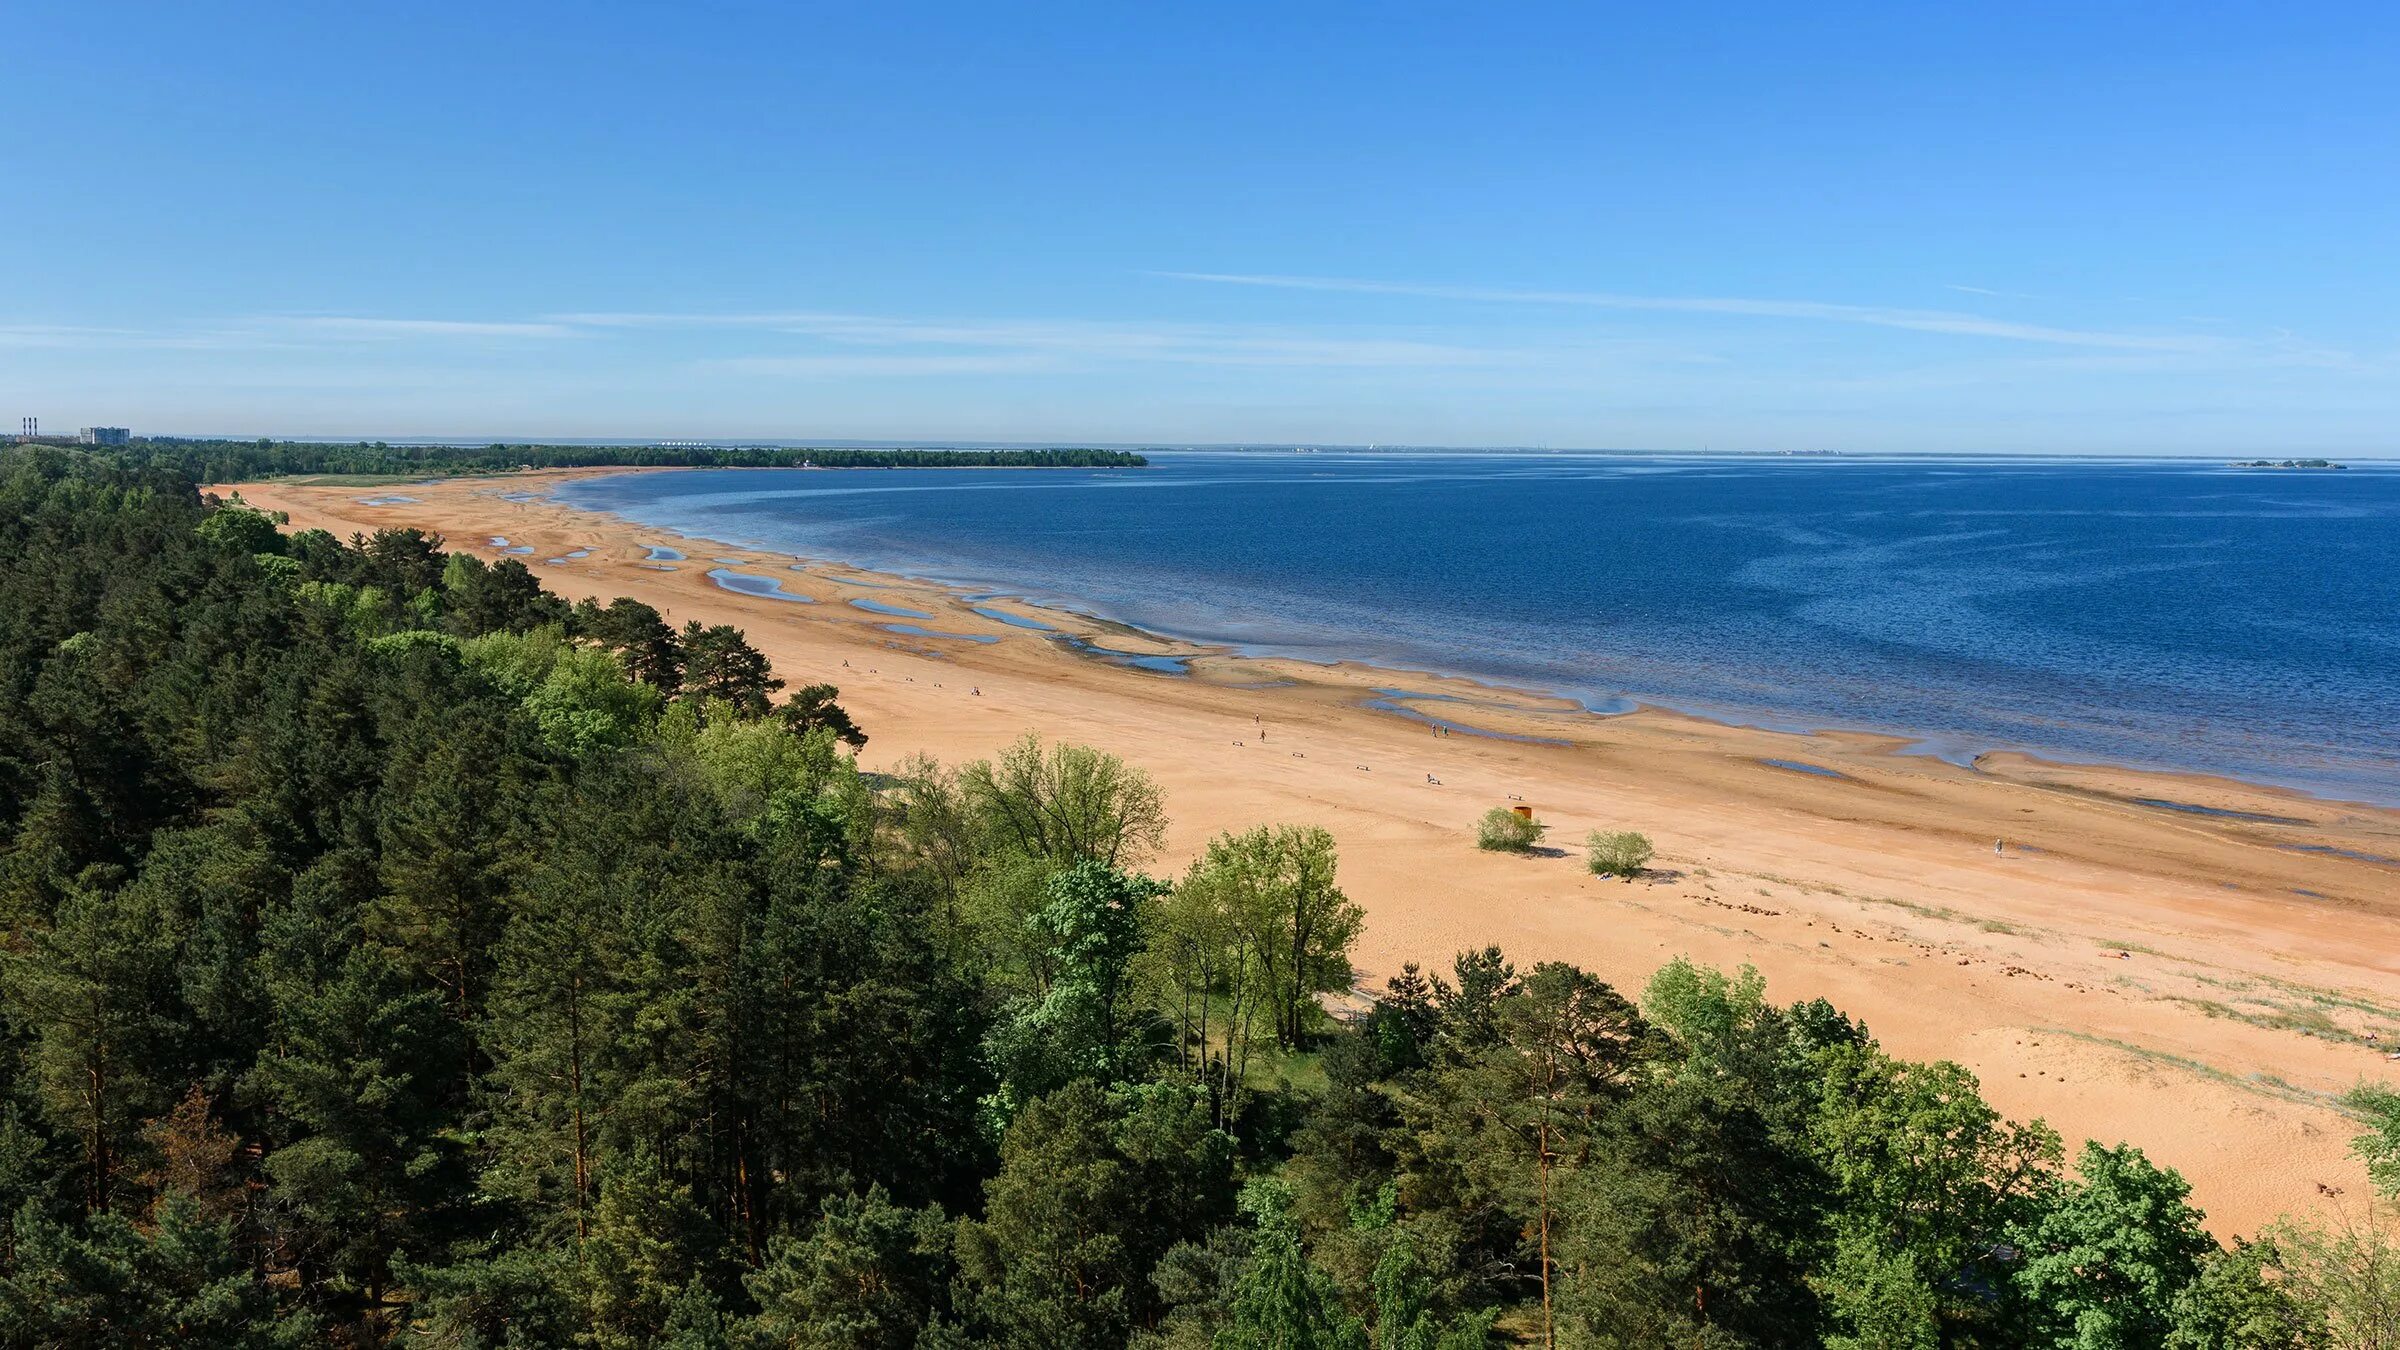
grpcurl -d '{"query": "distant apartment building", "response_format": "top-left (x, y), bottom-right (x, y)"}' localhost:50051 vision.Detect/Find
top-left (79, 426), bottom-right (131, 446)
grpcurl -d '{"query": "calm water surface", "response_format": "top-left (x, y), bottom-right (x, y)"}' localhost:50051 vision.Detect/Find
top-left (556, 454), bottom-right (2400, 803)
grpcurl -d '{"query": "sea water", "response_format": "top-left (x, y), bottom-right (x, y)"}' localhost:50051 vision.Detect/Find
top-left (554, 453), bottom-right (2400, 803)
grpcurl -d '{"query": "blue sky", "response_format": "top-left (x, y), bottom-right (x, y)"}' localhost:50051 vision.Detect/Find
top-left (6, 2), bottom-right (2397, 452)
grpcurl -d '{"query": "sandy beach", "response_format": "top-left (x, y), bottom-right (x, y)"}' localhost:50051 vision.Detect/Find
top-left (223, 468), bottom-right (2400, 1237)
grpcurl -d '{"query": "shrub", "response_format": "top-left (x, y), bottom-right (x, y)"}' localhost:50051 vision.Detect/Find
top-left (1476, 807), bottom-right (1545, 853)
top-left (1585, 830), bottom-right (1653, 878)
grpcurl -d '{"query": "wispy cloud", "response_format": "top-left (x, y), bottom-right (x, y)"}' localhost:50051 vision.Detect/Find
top-left (3, 308), bottom-right (1545, 372)
top-left (0, 323), bottom-right (267, 351)
top-left (545, 311), bottom-right (814, 329)
top-left (1155, 271), bottom-right (2230, 353)
top-left (572, 310), bottom-right (1525, 370)
top-left (267, 316), bottom-right (584, 340)
top-left (708, 352), bottom-right (1066, 377)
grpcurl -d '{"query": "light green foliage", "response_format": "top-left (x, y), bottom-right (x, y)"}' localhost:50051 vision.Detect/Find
top-left (1473, 806), bottom-right (1543, 853)
top-left (296, 578), bottom-right (398, 636)
top-left (899, 737), bottom-right (1170, 992)
top-left (1641, 957), bottom-right (1769, 1069)
top-left (2259, 1206), bottom-right (2400, 1350)
top-left (1151, 845), bottom-right (1277, 1129)
top-left (195, 502), bottom-right (284, 555)
top-left (459, 625), bottom-right (565, 694)
top-left (525, 644), bottom-right (665, 754)
top-left (659, 696), bottom-right (867, 838)
top-left (2347, 1083), bottom-right (2400, 1200)
top-left (391, 1243), bottom-right (578, 1348)
top-left (961, 733), bottom-right (1170, 871)
top-left (1584, 829), bottom-right (1653, 878)
top-left (2012, 1142), bottom-right (2215, 1348)
top-left (461, 627), bottom-right (665, 754)
top-left (984, 861), bottom-right (1170, 1124)
top-left (1811, 1044), bottom-right (2063, 1340)
top-left (1371, 1227), bottom-right (1496, 1350)
top-left (1216, 1180), bottom-right (1367, 1350)
top-left (1174, 824), bottom-right (1363, 1052)
top-left (364, 626), bottom-right (456, 661)
top-left (2166, 1239), bottom-right (2328, 1349)
top-left (1819, 1243), bottom-right (1941, 1350)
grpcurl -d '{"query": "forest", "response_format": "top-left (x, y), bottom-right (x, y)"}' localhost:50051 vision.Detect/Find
top-left (79, 438), bottom-right (1148, 484)
top-left (0, 440), bottom-right (2395, 1348)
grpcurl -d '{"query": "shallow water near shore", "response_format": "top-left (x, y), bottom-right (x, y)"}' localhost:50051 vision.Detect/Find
top-left (555, 452), bottom-right (2400, 803)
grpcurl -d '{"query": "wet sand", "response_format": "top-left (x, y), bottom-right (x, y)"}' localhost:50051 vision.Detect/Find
top-left (223, 469), bottom-right (2400, 1236)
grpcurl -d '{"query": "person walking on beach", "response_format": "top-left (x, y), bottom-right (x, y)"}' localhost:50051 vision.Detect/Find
top-left (1995, 839), bottom-right (2005, 856)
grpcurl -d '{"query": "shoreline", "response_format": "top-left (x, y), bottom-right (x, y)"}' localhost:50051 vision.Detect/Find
top-left (543, 465), bottom-right (2398, 813)
top-left (219, 467), bottom-right (2400, 1237)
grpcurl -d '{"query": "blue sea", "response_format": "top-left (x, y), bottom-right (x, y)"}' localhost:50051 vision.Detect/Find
top-left (555, 453), bottom-right (2400, 805)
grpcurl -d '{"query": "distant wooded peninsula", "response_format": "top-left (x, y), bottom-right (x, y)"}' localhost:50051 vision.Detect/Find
top-left (84, 437), bottom-right (1150, 482)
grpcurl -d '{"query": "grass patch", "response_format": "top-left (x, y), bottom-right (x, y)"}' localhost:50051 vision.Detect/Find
top-left (2032, 1028), bottom-right (2353, 1114)
top-left (2160, 988), bottom-right (2400, 1050)
top-left (275, 472), bottom-right (441, 487)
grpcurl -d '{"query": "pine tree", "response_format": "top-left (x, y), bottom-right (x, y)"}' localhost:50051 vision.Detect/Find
top-left (744, 1186), bottom-right (952, 1350)
top-left (1, 882), bottom-right (180, 1213)
top-left (249, 852), bottom-right (463, 1323)
top-left (679, 622), bottom-right (782, 716)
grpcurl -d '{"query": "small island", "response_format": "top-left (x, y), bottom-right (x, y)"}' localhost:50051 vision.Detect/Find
top-left (2228, 458), bottom-right (2347, 469)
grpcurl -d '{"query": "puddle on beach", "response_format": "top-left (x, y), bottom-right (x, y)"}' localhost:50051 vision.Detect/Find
top-left (708, 569), bottom-right (815, 603)
top-left (2280, 843), bottom-right (2400, 867)
top-left (357, 495), bottom-right (418, 505)
top-left (644, 545), bottom-right (686, 561)
top-left (2132, 797), bottom-right (2308, 826)
top-left (882, 623), bottom-right (999, 644)
top-left (1057, 636), bottom-right (1191, 675)
top-left (1760, 758), bottom-right (1849, 780)
top-left (850, 597), bottom-right (933, 619)
top-left (970, 605), bottom-right (1057, 631)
